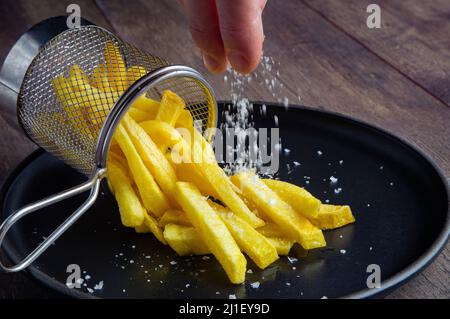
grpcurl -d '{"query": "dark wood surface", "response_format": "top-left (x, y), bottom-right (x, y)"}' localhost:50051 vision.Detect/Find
top-left (0, 0), bottom-right (448, 299)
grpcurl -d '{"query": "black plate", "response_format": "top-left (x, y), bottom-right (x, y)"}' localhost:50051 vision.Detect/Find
top-left (1, 102), bottom-right (449, 299)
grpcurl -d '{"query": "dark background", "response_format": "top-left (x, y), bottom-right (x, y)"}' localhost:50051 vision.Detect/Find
top-left (0, 0), bottom-right (448, 298)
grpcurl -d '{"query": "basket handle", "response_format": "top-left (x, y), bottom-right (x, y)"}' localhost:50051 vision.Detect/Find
top-left (0, 168), bottom-right (106, 273)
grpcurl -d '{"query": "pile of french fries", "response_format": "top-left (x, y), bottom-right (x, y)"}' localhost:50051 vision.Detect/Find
top-left (52, 41), bottom-right (355, 284)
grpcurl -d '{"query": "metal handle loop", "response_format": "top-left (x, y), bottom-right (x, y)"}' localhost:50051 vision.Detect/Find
top-left (0, 168), bottom-right (106, 272)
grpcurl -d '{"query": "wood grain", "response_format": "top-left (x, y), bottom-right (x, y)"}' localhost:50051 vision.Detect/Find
top-left (0, 0), bottom-right (447, 299)
top-left (303, 0), bottom-right (450, 107)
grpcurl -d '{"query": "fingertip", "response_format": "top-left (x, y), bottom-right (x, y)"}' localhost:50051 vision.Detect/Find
top-left (203, 53), bottom-right (228, 74)
top-left (227, 50), bottom-right (262, 74)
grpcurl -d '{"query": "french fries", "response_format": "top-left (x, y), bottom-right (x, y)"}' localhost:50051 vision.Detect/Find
top-left (51, 40), bottom-right (356, 285)
top-left (114, 124), bottom-right (169, 216)
top-left (231, 171), bottom-right (326, 250)
top-left (209, 201), bottom-right (278, 269)
top-left (263, 179), bottom-right (321, 219)
top-left (107, 160), bottom-right (144, 227)
top-left (175, 182), bottom-right (247, 284)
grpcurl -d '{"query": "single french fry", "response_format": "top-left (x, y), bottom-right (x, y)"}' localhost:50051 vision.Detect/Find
top-left (313, 204), bottom-right (355, 230)
top-left (127, 65), bottom-right (147, 86)
top-left (231, 171), bottom-right (326, 250)
top-left (114, 124), bottom-right (169, 216)
top-left (143, 213), bottom-right (167, 245)
top-left (104, 41), bottom-right (128, 93)
top-left (107, 160), bottom-right (145, 227)
top-left (131, 94), bottom-right (160, 113)
top-left (122, 115), bottom-right (178, 204)
top-left (256, 223), bottom-right (285, 238)
top-left (159, 209), bottom-right (191, 227)
top-left (140, 120), bottom-right (188, 154)
top-left (266, 237), bottom-right (295, 256)
top-left (174, 182), bottom-right (246, 284)
top-left (175, 162), bottom-right (220, 199)
top-left (209, 201), bottom-right (278, 269)
top-left (263, 179), bottom-right (321, 219)
top-left (127, 108), bottom-right (153, 123)
top-left (163, 224), bottom-right (210, 256)
top-left (176, 109), bottom-right (194, 129)
top-left (89, 63), bottom-right (112, 92)
top-left (156, 90), bottom-right (185, 126)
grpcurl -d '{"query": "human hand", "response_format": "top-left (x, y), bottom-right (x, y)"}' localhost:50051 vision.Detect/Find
top-left (180, 0), bottom-right (267, 74)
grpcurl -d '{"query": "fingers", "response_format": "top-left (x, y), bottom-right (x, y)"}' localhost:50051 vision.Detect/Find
top-left (182, 0), bottom-right (228, 73)
top-left (216, 0), bottom-right (266, 74)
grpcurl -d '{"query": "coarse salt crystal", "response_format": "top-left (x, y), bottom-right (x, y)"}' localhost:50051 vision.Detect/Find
top-left (247, 269), bottom-right (253, 274)
top-left (317, 150), bottom-right (323, 156)
top-left (329, 176), bottom-right (338, 184)
top-left (170, 261), bottom-right (177, 265)
top-left (287, 256), bottom-right (298, 263)
top-left (202, 256), bottom-right (210, 260)
top-left (94, 281), bottom-right (104, 290)
top-left (250, 282), bottom-right (260, 289)
top-left (87, 288), bottom-right (94, 293)
top-left (334, 188), bottom-right (342, 194)
top-left (229, 294), bottom-right (237, 299)
top-left (340, 249), bottom-right (346, 254)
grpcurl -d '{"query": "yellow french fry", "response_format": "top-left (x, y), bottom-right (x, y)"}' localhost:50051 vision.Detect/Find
top-left (263, 179), bottom-right (321, 219)
top-left (163, 224), bottom-right (210, 256)
top-left (231, 171), bottom-right (326, 250)
top-left (140, 120), bottom-right (188, 154)
top-left (313, 204), bottom-right (355, 230)
top-left (122, 115), bottom-right (178, 204)
top-left (127, 108), bottom-right (153, 123)
top-left (143, 213), bottom-right (167, 245)
top-left (131, 94), bottom-right (160, 113)
top-left (114, 124), bottom-right (169, 216)
top-left (89, 63), bottom-right (112, 92)
top-left (266, 237), bottom-right (295, 256)
top-left (256, 223), bottom-right (285, 238)
top-left (104, 41), bottom-right (128, 93)
top-left (127, 65), bottom-right (147, 86)
top-left (107, 160), bottom-right (145, 227)
top-left (159, 209), bottom-right (191, 227)
top-left (176, 109), bottom-right (194, 129)
top-left (209, 201), bottom-right (278, 269)
top-left (156, 90), bottom-right (185, 126)
top-left (174, 182), bottom-right (246, 284)
top-left (175, 162), bottom-right (220, 199)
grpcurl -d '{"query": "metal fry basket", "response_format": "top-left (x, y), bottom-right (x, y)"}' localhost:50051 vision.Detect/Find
top-left (0, 17), bottom-right (217, 272)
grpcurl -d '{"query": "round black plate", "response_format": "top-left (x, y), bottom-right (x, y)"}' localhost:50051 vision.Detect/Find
top-left (1, 102), bottom-right (449, 299)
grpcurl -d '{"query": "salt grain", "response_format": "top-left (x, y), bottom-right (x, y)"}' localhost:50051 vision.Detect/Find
top-left (229, 294), bottom-right (237, 299)
top-left (250, 282), bottom-right (260, 289)
top-left (340, 249), bottom-right (346, 254)
top-left (329, 176), bottom-right (338, 184)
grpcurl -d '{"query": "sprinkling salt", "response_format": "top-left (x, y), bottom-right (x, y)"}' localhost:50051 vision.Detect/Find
top-left (329, 176), bottom-right (338, 184)
top-left (339, 160), bottom-right (344, 165)
top-left (216, 291), bottom-right (220, 295)
top-left (247, 269), bottom-right (253, 274)
top-left (286, 282), bottom-right (291, 286)
top-left (284, 148), bottom-right (291, 154)
top-left (170, 261), bottom-right (177, 265)
top-left (202, 256), bottom-right (210, 260)
top-left (293, 161), bottom-right (300, 166)
top-left (129, 260), bottom-right (134, 264)
top-left (274, 115), bottom-right (279, 126)
top-left (321, 296), bottom-right (328, 299)
top-left (367, 203), bottom-right (371, 207)
top-left (317, 150), bottom-right (323, 156)
top-left (229, 294), bottom-right (237, 299)
top-left (122, 289), bottom-right (126, 293)
top-left (85, 275), bottom-right (91, 280)
top-left (380, 166), bottom-right (384, 170)
top-left (369, 246), bottom-right (373, 251)
top-left (334, 188), bottom-right (342, 194)
top-left (250, 282), bottom-right (260, 289)
top-left (185, 284), bottom-right (190, 288)
top-left (340, 249), bottom-right (346, 254)
top-left (325, 199), bottom-right (330, 203)
top-left (389, 182), bottom-right (394, 186)
top-left (87, 288), bottom-right (94, 293)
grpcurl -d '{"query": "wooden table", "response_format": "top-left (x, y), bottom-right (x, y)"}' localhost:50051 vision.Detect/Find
top-left (0, 0), bottom-right (448, 299)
